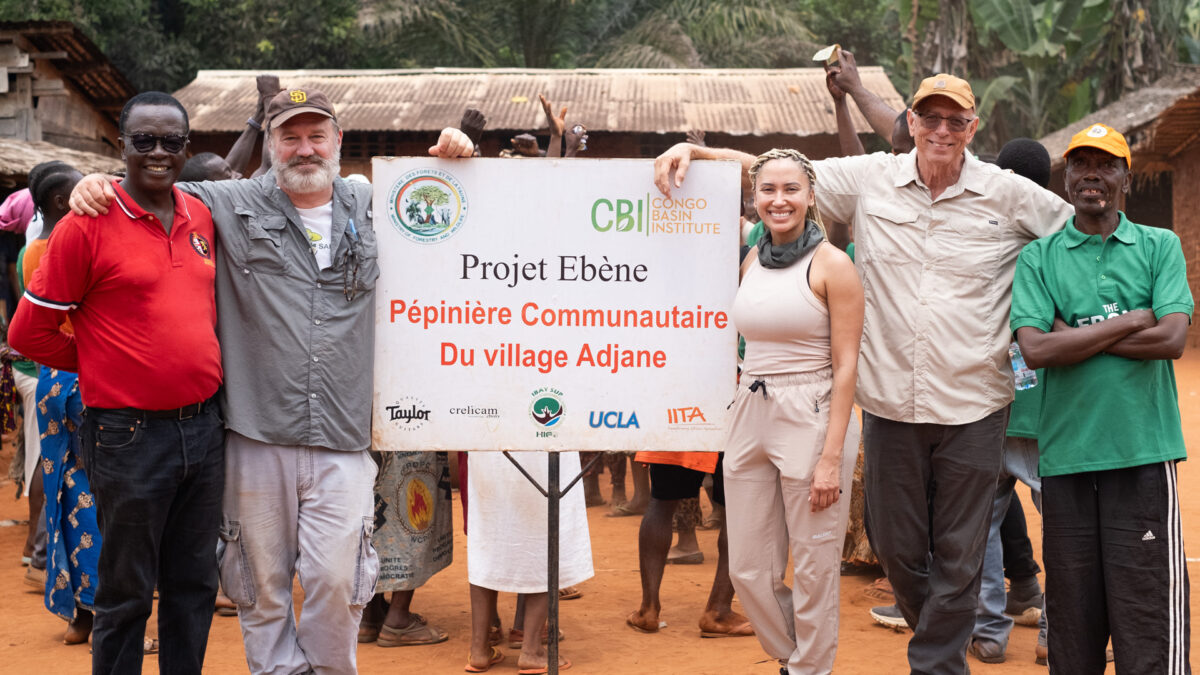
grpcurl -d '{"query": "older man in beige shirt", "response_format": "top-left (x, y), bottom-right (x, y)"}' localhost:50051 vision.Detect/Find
top-left (655, 74), bottom-right (1072, 675)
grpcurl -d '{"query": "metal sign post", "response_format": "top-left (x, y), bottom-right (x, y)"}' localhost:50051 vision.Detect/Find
top-left (502, 451), bottom-right (602, 675)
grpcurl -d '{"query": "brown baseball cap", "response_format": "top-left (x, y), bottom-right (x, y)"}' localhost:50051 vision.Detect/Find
top-left (266, 88), bottom-right (336, 130)
top-left (911, 74), bottom-right (975, 110)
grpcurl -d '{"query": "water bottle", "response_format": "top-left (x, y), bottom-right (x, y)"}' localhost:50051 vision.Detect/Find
top-left (1009, 341), bottom-right (1038, 391)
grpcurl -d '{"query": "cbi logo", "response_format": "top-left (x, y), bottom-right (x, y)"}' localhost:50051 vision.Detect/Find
top-left (588, 411), bottom-right (640, 429)
top-left (666, 406), bottom-right (717, 430)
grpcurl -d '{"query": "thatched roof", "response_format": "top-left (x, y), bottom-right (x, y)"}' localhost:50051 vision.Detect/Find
top-left (0, 137), bottom-right (122, 181)
top-left (175, 67), bottom-right (905, 138)
top-left (1041, 66), bottom-right (1200, 172)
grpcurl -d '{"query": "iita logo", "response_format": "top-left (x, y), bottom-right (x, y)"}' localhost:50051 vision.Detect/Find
top-left (387, 168), bottom-right (468, 244)
top-left (588, 411), bottom-right (640, 429)
top-left (667, 406), bottom-right (717, 429)
top-left (529, 387), bottom-right (565, 436)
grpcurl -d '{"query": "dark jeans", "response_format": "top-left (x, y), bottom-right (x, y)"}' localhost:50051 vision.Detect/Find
top-left (863, 408), bottom-right (1006, 675)
top-left (1043, 462), bottom-right (1190, 675)
top-left (999, 492), bottom-right (1041, 581)
top-left (80, 401), bottom-right (224, 675)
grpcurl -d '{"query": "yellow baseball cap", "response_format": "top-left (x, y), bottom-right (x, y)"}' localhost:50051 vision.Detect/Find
top-left (1064, 123), bottom-right (1131, 170)
top-left (911, 74), bottom-right (975, 110)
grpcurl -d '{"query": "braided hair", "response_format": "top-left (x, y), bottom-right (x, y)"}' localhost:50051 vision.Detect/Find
top-left (748, 148), bottom-right (826, 239)
top-left (30, 162), bottom-right (80, 218)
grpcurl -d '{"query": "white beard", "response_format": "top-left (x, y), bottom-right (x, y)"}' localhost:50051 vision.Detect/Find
top-left (273, 145), bottom-right (341, 194)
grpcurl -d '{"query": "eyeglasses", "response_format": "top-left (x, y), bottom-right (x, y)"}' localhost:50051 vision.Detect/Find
top-left (124, 133), bottom-right (188, 154)
top-left (913, 111), bottom-right (974, 133)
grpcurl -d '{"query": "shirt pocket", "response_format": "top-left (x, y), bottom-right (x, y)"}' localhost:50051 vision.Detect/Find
top-left (235, 207), bottom-right (290, 276)
top-left (860, 199), bottom-right (921, 264)
top-left (933, 213), bottom-right (1003, 278)
top-left (348, 221), bottom-right (380, 292)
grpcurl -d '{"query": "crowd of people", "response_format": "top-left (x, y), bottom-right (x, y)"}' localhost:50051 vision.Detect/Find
top-left (0, 48), bottom-right (1191, 675)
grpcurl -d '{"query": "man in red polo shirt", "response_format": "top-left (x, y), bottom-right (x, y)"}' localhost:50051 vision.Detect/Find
top-left (10, 91), bottom-right (224, 675)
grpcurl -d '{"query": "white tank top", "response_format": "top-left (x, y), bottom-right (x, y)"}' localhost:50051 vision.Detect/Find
top-left (733, 246), bottom-right (831, 375)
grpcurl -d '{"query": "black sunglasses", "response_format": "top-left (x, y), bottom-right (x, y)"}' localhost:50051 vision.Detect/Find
top-left (124, 133), bottom-right (189, 154)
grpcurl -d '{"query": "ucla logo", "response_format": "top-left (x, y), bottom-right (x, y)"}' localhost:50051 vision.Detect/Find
top-left (290, 90), bottom-right (307, 103)
top-left (588, 411), bottom-right (640, 429)
top-left (388, 168), bottom-right (468, 244)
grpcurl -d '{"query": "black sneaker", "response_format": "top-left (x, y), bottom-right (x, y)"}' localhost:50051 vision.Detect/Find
top-left (869, 604), bottom-right (910, 629)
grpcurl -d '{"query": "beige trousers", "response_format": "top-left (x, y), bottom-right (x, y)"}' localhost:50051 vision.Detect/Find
top-left (724, 370), bottom-right (859, 675)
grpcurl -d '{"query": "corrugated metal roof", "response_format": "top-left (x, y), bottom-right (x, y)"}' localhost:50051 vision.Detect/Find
top-left (1040, 66), bottom-right (1200, 172)
top-left (176, 68), bottom-right (905, 137)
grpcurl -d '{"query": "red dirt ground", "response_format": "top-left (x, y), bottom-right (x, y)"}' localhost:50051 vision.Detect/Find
top-left (4, 352), bottom-right (1200, 673)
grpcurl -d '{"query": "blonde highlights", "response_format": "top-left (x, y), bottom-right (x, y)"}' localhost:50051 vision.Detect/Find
top-left (749, 148), bottom-right (826, 239)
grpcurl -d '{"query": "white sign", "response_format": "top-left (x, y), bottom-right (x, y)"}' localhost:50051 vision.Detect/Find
top-left (371, 157), bottom-right (741, 451)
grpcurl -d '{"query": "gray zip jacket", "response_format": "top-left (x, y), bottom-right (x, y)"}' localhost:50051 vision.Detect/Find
top-left (183, 172), bottom-right (379, 451)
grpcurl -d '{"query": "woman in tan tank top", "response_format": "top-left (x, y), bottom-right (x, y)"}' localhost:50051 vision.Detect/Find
top-left (725, 149), bottom-right (864, 674)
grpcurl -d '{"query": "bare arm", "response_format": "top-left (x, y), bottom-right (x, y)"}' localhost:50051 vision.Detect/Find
top-left (811, 244), bottom-right (863, 512)
top-left (1103, 313), bottom-right (1189, 360)
top-left (540, 94), bottom-right (566, 159)
top-left (247, 76), bottom-right (282, 178)
top-left (1015, 310), bottom-right (1155, 369)
top-left (653, 143), bottom-right (756, 198)
top-left (829, 51), bottom-right (898, 145)
top-left (826, 69), bottom-right (865, 157)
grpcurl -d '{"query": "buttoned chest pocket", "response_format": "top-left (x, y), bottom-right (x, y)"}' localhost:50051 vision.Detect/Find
top-left (352, 223), bottom-right (380, 291)
top-left (235, 208), bottom-right (290, 276)
top-left (860, 199), bottom-right (921, 264)
top-left (934, 213), bottom-right (1002, 278)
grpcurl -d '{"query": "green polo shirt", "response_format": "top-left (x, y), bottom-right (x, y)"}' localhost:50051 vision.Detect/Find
top-left (1010, 213), bottom-right (1192, 476)
top-left (1005, 371), bottom-right (1043, 439)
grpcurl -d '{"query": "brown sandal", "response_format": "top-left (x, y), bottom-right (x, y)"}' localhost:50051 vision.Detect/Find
top-left (376, 613), bottom-right (449, 647)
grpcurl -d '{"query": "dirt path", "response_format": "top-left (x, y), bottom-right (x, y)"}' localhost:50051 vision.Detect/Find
top-left (5, 351), bottom-right (1200, 673)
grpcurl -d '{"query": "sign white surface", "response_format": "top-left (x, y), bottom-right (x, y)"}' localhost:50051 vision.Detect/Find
top-left (371, 158), bottom-right (740, 451)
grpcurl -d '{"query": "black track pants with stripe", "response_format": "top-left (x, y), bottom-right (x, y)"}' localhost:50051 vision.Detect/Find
top-left (1043, 461), bottom-right (1190, 674)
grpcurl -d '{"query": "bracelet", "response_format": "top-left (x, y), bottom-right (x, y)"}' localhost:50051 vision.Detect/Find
top-left (247, 117), bottom-right (263, 131)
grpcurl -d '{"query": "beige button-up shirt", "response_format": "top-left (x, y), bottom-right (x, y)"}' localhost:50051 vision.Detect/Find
top-left (814, 151), bottom-right (1073, 425)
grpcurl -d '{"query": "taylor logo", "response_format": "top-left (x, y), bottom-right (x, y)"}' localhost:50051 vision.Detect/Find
top-left (588, 411), bottom-right (640, 429)
top-left (189, 232), bottom-right (211, 259)
top-left (289, 90), bottom-right (307, 103)
top-left (387, 168), bottom-right (468, 244)
top-left (529, 387), bottom-right (565, 435)
top-left (387, 397), bottom-right (431, 430)
top-left (1087, 124), bottom-right (1108, 138)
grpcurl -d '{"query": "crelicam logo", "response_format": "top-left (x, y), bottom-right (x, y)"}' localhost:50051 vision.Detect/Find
top-left (529, 388), bottom-right (565, 434)
top-left (387, 168), bottom-right (468, 244)
top-left (588, 411), bottom-right (640, 429)
top-left (386, 397), bottom-right (431, 431)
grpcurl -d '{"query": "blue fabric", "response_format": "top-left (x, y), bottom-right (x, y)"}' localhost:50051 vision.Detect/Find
top-left (38, 365), bottom-right (100, 620)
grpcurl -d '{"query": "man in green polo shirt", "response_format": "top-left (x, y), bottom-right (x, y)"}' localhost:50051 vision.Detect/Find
top-left (1010, 123), bottom-right (1191, 674)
